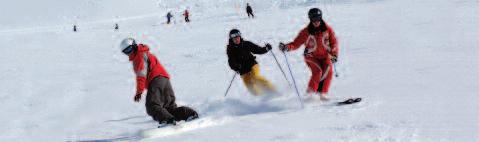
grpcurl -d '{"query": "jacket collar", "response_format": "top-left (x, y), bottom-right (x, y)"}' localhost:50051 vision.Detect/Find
top-left (128, 44), bottom-right (150, 61)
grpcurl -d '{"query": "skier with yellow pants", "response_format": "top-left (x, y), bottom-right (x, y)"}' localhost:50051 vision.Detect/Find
top-left (226, 29), bottom-right (276, 96)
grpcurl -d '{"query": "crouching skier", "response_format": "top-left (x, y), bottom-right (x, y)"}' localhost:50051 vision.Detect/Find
top-left (226, 29), bottom-right (277, 96)
top-left (120, 37), bottom-right (198, 126)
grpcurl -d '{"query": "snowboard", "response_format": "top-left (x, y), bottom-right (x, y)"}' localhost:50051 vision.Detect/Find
top-left (336, 98), bottom-right (362, 106)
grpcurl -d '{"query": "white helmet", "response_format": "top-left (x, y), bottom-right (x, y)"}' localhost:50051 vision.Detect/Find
top-left (120, 37), bottom-right (137, 55)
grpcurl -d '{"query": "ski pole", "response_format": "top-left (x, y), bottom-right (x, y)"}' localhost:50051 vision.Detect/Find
top-left (329, 54), bottom-right (339, 77)
top-left (224, 73), bottom-right (237, 97)
top-left (333, 62), bottom-right (339, 77)
top-left (270, 50), bottom-right (292, 86)
top-left (282, 51), bottom-right (304, 108)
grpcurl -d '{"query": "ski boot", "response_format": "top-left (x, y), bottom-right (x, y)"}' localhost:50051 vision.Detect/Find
top-left (186, 113), bottom-right (199, 122)
top-left (158, 117), bottom-right (176, 128)
top-left (319, 93), bottom-right (330, 101)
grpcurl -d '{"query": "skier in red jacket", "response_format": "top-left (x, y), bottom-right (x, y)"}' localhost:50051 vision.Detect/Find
top-left (120, 37), bottom-right (198, 125)
top-left (183, 9), bottom-right (190, 23)
top-left (279, 8), bottom-right (339, 101)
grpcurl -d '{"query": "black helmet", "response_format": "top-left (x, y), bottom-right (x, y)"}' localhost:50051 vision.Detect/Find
top-left (308, 8), bottom-right (322, 21)
top-left (229, 29), bottom-right (241, 39)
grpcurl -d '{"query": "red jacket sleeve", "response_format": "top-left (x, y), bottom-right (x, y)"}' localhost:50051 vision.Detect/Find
top-left (132, 53), bottom-right (148, 95)
top-left (135, 76), bottom-right (146, 95)
top-left (327, 26), bottom-right (339, 57)
top-left (286, 29), bottom-right (308, 51)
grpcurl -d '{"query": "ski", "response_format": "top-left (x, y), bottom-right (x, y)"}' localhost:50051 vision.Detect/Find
top-left (157, 114), bottom-right (199, 128)
top-left (337, 98), bottom-right (362, 106)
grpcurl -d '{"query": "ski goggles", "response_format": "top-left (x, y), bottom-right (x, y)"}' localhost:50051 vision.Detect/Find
top-left (230, 32), bottom-right (241, 38)
top-left (310, 17), bottom-right (321, 22)
top-left (122, 45), bottom-right (134, 55)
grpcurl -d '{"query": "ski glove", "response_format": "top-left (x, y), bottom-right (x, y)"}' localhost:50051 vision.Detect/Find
top-left (330, 54), bottom-right (338, 63)
top-left (279, 42), bottom-right (288, 52)
top-left (134, 93), bottom-right (142, 102)
top-left (234, 64), bottom-right (242, 74)
top-left (265, 43), bottom-right (272, 51)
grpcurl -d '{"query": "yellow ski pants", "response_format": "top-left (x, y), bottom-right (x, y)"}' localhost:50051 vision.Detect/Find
top-left (241, 64), bottom-right (276, 96)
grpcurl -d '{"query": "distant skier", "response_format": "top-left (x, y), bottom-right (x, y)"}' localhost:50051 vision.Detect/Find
top-left (166, 12), bottom-right (173, 24)
top-left (115, 23), bottom-right (119, 30)
top-left (226, 29), bottom-right (276, 96)
top-left (279, 8), bottom-right (338, 101)
top-left (183, 9), bottom-right (190, 23)
top-left (120, 38), bottom-right (198, 125)
top-left (73, 25), bottom-right (77, 32)
top-left (246, 3), bottom-right (254, 18)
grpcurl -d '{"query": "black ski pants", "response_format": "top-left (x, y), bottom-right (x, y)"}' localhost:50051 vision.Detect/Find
top-left (247, 12), bottom-right (254, 18)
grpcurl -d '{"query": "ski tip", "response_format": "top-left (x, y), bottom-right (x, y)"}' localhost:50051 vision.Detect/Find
top-left (336, 97), bottom-right (362, 106)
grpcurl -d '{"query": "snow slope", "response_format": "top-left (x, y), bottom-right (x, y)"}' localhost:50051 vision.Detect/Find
top-left (1, 0), bottom-right (479, 141)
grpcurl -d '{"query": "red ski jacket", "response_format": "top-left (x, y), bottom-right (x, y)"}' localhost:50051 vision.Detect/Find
top-left (286, 23), bottom-right (338, 59)
top-left (129, 44), bottom-right (170, 95)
